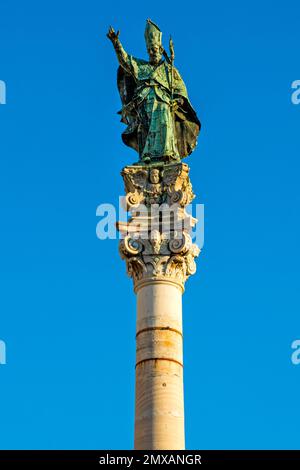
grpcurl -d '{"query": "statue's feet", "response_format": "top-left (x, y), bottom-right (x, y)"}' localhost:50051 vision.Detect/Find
top-left (136, 156), bottom-right (151, 165)
top-left (165, 155), bottom-right (181, 164)
top-left (135, 155), bottom-right (180, 166)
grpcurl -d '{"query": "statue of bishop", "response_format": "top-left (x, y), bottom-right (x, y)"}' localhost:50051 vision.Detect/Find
top-left (107, 19), bottom-right (201, 164)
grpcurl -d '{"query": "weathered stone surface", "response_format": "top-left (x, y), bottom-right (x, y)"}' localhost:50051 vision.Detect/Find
top-left (134, 282), bottom-right (185, 450)
top-left (117, 162), bottom-right (200, 450)
top-left (117, 162), bottom-right (200, 293)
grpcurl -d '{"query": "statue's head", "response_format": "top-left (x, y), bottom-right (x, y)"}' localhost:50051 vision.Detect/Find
top-left (145, 19), bottom-right (163, 65)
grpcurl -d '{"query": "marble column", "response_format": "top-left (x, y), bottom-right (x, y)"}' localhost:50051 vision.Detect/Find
top-left (117, 162), bottom-right (200, 450)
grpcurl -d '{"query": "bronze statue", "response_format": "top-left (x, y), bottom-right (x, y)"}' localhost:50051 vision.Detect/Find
top-left (107, 19), bottom-right (201, 164)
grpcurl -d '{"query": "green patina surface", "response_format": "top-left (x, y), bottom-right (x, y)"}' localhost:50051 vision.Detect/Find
top-left (107, 20), bottom-right (201, 164)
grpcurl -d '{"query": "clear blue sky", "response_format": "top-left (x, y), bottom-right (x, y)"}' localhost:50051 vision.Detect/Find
top-left (0, 0), bottom-right (299, 450)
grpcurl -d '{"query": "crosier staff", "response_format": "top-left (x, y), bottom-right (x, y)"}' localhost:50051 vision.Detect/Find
top-left (162, 37), bottom-right (175, 109)
top-left (169, 36), bottom-right (175, 105)
top-left (164, 36), bottom-right (178, 160)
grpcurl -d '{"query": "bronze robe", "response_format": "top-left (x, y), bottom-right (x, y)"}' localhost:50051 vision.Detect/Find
top-left (117, 56), bottom-right (201, 162)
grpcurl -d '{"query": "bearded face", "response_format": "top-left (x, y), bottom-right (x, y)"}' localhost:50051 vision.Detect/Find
top-left (148, 44), bottom-right (163, 65)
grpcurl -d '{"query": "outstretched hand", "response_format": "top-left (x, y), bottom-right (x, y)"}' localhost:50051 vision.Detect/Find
top-left (107, 26), bottom-right (120, 42)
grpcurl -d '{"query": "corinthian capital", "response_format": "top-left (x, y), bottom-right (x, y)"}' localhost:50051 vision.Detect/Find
top-left (117, 162), bottom-right (200, 292)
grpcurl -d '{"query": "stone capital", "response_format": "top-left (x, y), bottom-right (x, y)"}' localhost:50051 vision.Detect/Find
top-left (117, 162), bottom-right (200, 292)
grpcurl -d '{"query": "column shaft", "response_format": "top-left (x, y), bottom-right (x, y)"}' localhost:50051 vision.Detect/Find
top-left (134, 281), bottom-right (185, 450)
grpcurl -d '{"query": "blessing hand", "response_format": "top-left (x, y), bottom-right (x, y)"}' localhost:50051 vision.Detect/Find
top-left (107, 26), bottom-right (120, 42)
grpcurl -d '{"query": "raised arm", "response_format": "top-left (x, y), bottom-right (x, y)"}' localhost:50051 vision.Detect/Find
top-left (107, 26), bottom-right (132, 74)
